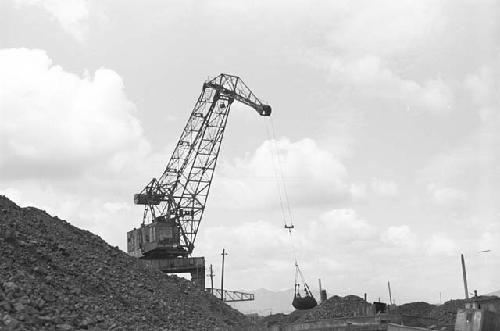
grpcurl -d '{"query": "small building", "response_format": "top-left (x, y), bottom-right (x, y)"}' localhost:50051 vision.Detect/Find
top-left (465, 296), bottom-right (500, 314)
top-left (455, 296), bottom-right (500, 331)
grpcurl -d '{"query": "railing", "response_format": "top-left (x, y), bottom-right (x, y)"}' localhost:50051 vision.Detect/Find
top-left (206, 288), bottom-right (255, 302)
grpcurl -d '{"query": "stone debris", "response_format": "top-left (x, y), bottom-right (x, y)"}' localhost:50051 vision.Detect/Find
top-left (296, 295), bottom-right (372, 322)
top-left (0, 196), bottom-right (250, 330)
top-left (396, 301), bottom-right (435, 317)
top-left (395, 299), bottom-right (466, 328)
top-left (429, 299), bottom-right (465, 326)
top-left (260, 295), bottom-right (466, 330)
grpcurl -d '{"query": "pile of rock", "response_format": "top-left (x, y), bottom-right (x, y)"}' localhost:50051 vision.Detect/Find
top-left (396, 301), bottom-right (435, 317)
top-left (0, 196), bottom-right (249, 330)
top-left (395, 300), bottom-right (466, 329)
top-left (430, 299), bottom-right (465, 326)
top-left (393, 301), bottom-right (437, 327)
top-left (296, 295), bottom-right (372, 322)
top-left (259, 309), bottom-right (307, 328)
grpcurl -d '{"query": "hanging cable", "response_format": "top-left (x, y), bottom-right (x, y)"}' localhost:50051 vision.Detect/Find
top-left (264, 117), bottom-right (317, 309)
top-left (266, 117), bottom-right (295, 231)
top-left (265, 120), bottom-right (288, 228)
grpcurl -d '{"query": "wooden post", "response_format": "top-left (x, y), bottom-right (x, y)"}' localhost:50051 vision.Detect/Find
top-left (461, 254), bottom-right (469, 299)
top-left (221, 248), bottom-right (228, 301)
top-left (208, 264), bottom-right (214, 295)
top-left (388, 281), bottom-right (392, 305)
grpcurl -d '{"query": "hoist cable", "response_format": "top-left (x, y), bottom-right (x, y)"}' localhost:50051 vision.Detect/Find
top-left (265, 121), bottom-right (288, 227)
top-left (268, 118), bottom-right (294, 227)
top-left (264, 118), bottom-right (312, 298)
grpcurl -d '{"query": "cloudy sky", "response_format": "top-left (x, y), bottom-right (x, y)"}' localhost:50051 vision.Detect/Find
top-left (1, 0), bottom-right (499, 305)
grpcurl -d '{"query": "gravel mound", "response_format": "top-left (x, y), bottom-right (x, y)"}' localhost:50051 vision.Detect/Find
top-left (397, 301), bottom-right (435, 317)
top-left (296, 295), bottom-right (372, 322)
top-left (0, 196), bottom-right (249, 330)
top-left (429, 299), bottom-right (465, 326)
top-left (395, 299), bottom-right (465, 329)
top-left (259, 309), bottom-right (308, 328)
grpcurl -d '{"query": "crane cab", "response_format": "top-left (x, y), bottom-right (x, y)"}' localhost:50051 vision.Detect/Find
top-left (127, 217), bottom-right (185, 258)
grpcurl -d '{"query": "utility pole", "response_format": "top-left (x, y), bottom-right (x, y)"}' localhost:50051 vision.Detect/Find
top-left (388, 281), bottom-right (392, 305)
top-left (461, 254), bottom-right (469, 299)
top-left (221, 248), bottom-right (228, 301)
top-left (207, 264), bottom-right (214, 295)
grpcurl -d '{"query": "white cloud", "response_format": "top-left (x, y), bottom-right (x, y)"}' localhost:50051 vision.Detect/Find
top-left (103, 201), bottom-right (131, 213)
top-left (326, 0), bottom-right (445, 57)
top-left (0, 48), bottom-right (151, 179)
top-left (197, 209), bottom-right (379, 290)
top-left (349, 182), bottom-right (367, 200)
top-left (478, 223), bottom-right (500, 252)
top-left (313, 208), bottom-right (376, 243)
top-left (465, 63), bottom-right (500, 124)
top-left (212, 138), bottom-right (352, 210)
top-left (316, 54), bottom-right (453, 115)
top-left (298, 0), bottom-right (454, 116)
top-left (380, 225), bottom-right (417, 249)
top-left (13, 0), bottom-right (90, 43)
top-left (370, 178), bottom-right (398, 197)
top-left (427, 184), bottom-right (467, 205)
top-left (0, 48), bottom-right (165, 248)
top-left (425, 234), bottom-right (458, 256)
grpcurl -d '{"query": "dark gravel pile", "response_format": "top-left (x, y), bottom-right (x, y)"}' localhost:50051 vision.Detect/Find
top-left (0, 196), bottom-right (249, 330)
top-left (394, 302), bottom-right (436, 328)
top-left (429, 299), bottom-right (465, 326)
top-left (396, 301), bottom-right (435, 317)
top-left (296, 295), bottom-right (372, 322)
top-left (394, 299), bottom-right (465, 329)
top-left (258, 309), bottom-right (307, 328)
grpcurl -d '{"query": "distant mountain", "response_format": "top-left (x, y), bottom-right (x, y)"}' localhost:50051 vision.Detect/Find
top-left (229, 288), bottom-right (320, 315)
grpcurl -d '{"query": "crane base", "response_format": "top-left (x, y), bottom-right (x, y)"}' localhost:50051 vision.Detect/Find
top-left (142, 256), bottom-right (205, 289)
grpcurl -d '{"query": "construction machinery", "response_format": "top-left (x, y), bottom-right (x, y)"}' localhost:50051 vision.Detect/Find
top-left (292, 262), bottom-right (318, 310)
top-left (127, 74), bottom-right (271, 289)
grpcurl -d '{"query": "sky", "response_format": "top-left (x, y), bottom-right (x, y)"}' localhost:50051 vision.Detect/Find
top-left (1, 0), bottom-right (499, 305)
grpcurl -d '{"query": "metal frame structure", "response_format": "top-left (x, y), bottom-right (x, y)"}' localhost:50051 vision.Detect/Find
top-left (209, 289), bottom-right (255, 303)
top-left (134, 74), bottom-right (271, 257)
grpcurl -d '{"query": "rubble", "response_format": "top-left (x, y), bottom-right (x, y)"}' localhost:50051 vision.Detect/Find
top-left (430, 299), bottom-right (465, 326)
top-left (260, 296), bottom-right (466, 330)
top-left (295, 295), bottom-right (372, 322)
top-left (0, 196), bottom-right (250, 330)
top-left (396, 301), bottom-right (435, 317)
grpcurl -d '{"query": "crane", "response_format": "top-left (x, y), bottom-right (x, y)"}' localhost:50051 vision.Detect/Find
top-left (127, 74), bottom-right (271, 287)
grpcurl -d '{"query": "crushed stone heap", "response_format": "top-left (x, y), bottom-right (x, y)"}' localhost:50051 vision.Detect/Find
top-left (396, 301), bottom-right (435, 317)
top-left (429, 299), bottom-right (465, 326)
top-left (0, 196), bottom-right (249, 331)
top-left (296, 295), bottom-right (373, 322)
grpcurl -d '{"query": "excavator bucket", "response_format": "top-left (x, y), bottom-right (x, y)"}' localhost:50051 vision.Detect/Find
top-left (292, 294), bottom-right (318, 310)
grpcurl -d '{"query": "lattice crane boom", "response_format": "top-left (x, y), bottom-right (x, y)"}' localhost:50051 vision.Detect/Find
top-left (132, 74), bottom-right (271, 258)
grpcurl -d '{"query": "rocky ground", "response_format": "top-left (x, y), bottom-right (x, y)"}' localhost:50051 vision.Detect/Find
top-left (0, 196), bottom-right (252, 330)
top-left (259, 295), bottom-right (469, 330)
top-left (429, 299), bottom-right (465, 327)
top-left (258, 295), bottom-right (373, 327)
top-left (296, 295), bottom-right (372, 322)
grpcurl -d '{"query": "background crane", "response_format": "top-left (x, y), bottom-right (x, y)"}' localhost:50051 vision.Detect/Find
top-left (127, 73), bottom-right (271, 288)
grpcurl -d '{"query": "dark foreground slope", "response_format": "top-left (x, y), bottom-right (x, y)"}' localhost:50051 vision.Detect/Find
top-left (0, 196), bottom-right (249, 331)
